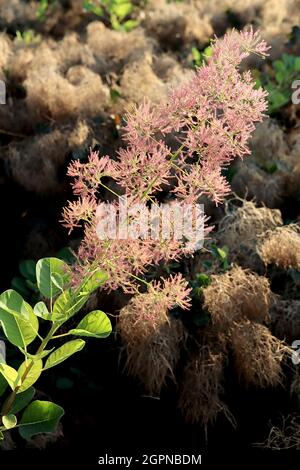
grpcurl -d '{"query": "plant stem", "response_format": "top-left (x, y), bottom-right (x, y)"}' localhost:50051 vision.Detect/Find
top-left (1, 391), bottom-right (17, 418)
top-left (51, 332), bottom-right (70, 340)
top-left (0, 323), bottom-right (59, 420)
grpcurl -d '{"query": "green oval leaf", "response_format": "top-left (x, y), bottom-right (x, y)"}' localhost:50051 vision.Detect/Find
top-left (2, 414), bottom-right (17, 429)
top-left (216, 247), bottom-right (227, 260)
top-left (51, 270), bottom-right (108, 322)
top-left (123, 19), bottom-right (139, 32)
top-left (113, 2), bottom-right (133, 20)
top-left (44, 340), bottom-right (85, 370)
top-left (17, 360), bottom-right (43, 393)
top-left (10, 387), bottom-right (35, 415)
top-left (0, 290), bottom-right (39, 347)
top-left (79, 270), bottom-right (108, 295)
top-left (36, 258), bottom-right (71, 298)
top-left (51, 270), bottom-right (108, 323)
top-left (34, 301), bottom-right (52, 321)
top-left (19, 260), bottom-right (36, 283)
top-left (19, 400), bottom-right (64, 440)
top-left (52, 289), bottom-right (88, 323)
top-left (0, 364), bottom-right (21, 391)
top-left (69, 310), bottom-right (112, 339)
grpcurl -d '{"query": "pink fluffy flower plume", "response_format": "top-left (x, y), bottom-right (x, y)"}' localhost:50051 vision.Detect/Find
top-left (62, 27), bottom-right (269, 294)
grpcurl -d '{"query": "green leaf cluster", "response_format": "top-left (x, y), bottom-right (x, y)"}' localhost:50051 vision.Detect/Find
top-left (0, 257), bottom-right (111, 441)
top-left (256, 53), bottom-right (300, 114)
top-left (36, 0), bottom-right (58, 21)
top-left (191, 45), bottom-right (213, 68)
top-left (83, 0), bottom-right (139, 32)
top-left (15, 30), bottom-right (41, 46)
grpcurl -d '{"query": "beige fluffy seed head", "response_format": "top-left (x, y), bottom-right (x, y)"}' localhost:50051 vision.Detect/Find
top-left (203, 266), bottom-right (271, 329)
top-left (230, 320), bottom-right (287, 388)
top-left (218, 199), bottom-right (282, 270)
top-left (119, 316), bottom-right (187, 395)
top-left (178, 330), bottom-right (234, 429)
top-left (258, 225), bottom-right (300, 269)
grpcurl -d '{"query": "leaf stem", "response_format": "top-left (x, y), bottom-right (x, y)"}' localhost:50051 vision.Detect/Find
top-left (0, 323), bottom-right (59, 420)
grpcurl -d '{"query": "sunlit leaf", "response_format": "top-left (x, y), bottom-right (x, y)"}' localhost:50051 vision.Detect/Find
top-left (19, 400), bottom-right (64, 440)
top-left (69, 310), bottom-right (112, 339)
top-left (44, 340), bottom-right (85, 370)
top-left (0, 290), bottom-right (38, 347)
top-left (17, 360), bottom-right (43, 393)
top-left (36, 258), bottom-right (71, 298)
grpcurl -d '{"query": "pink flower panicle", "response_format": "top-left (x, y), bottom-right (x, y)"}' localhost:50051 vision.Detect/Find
top-left (211, 26), bottom-right (270, 67)
top-left (123, 273), bottom-right (192, 328)
top-left (174, 164), bottom-right (231, 205)
top-left (67, 151), bottom-right (116, 197)
top-left (151, 273), bottom-right (192, 311)
top-left (62, 196), bottom-right (98, 233)
top-left (74, 223), bottom-right (185, 293)
top-left (123, 99), bottom-right (167, 145)
top-left (114, 141), bottom-right (172, 201)
top-left (63, 28), bottom-right (269, 294)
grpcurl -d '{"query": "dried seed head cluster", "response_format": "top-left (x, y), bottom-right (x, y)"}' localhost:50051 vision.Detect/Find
top-left (203, 266), bottom-right (271, 328)
top-left (117, 275), bottom-right (191, 394)
top-left (178, 331), bottom-right (233, 428)
top-left (7, 122), bottom-right (89, 194)
top-left (120, 318), bottom-right (187, 395)
top-left (218, 199), bottom-right (283, 269)
top-left (258, 225), bottom-right (300, 269)
top-left (230, 321), bottom-right (287, 388)
top-left (118, 274), bottom-right (191, 343)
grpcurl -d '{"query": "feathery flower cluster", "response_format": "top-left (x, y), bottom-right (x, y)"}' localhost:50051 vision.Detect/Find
top-left (62, 196), bottom-right (98, 233)
top-left (119, 273), bottom-right (192, 340)
top-left (72, 222), bottom-right (185, 292)
top-left (114, 141), bottom-right (172, 201)
top-left (67, 151), bottom-right (116, 197)
top-left (63, 27), bottom-right (269, 292)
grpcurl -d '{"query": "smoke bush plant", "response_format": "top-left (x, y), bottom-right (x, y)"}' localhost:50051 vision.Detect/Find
top-left (0, 258), bottom-right (111, 441)
top-left (63, 28), bottom-right (269, 298)
top-left (62, 30), bottom-right (270, 398)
